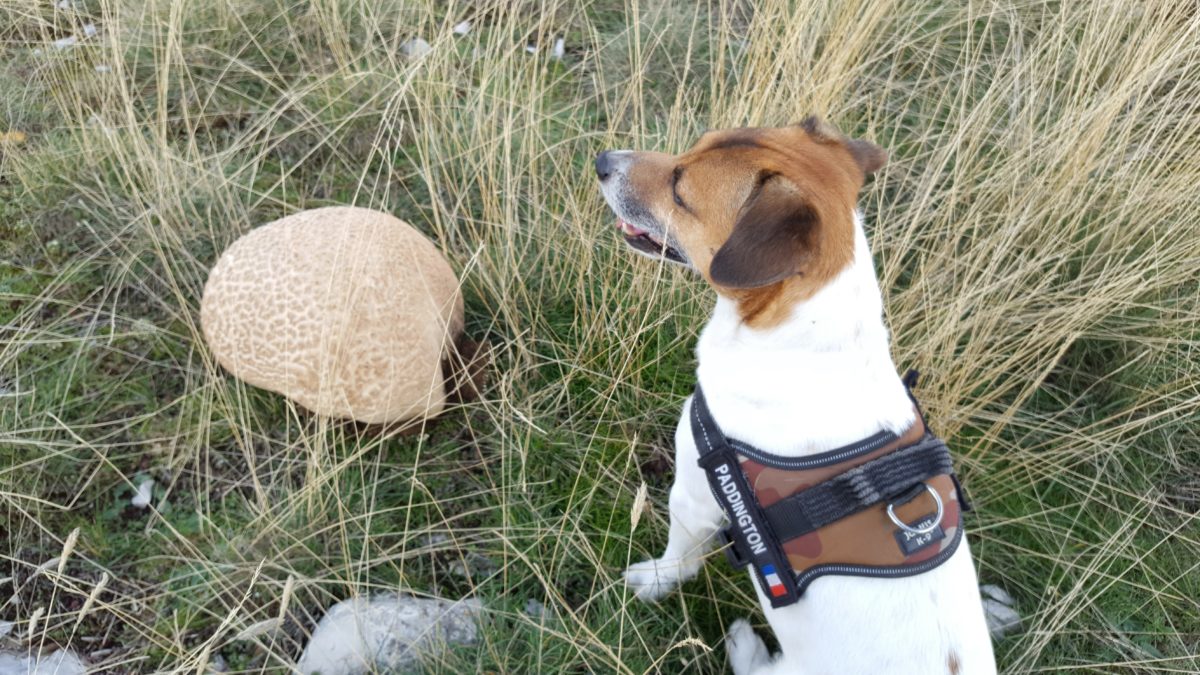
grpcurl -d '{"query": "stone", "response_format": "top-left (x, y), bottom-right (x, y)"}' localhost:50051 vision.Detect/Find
top-left (979, 583), bottom-right (1014, 606)
top-left (0, 649), bottom-right (86, 675)
top-left (131, 478), bottom-right (153, 508)
top-left (523, 599), bottom-right (551, 620)
top-left (400, 38), bottom-right (432, 60)
top-left (201, 207), bottom-right (463, 424)
top-left (297, 594), bottom-right (481, 675)
top-left (980, 584), bottom-right (1022, 638)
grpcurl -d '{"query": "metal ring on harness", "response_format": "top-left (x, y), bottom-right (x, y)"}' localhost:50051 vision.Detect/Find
top-left (887, 483), bottom-right (943, 535)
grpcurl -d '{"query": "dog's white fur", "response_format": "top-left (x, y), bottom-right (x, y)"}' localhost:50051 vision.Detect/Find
top-left (625, 214), bottom-right (997, 674)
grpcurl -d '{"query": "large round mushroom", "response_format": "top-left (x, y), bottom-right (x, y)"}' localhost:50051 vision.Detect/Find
top-left (200, 206), bottom-right (463, 424)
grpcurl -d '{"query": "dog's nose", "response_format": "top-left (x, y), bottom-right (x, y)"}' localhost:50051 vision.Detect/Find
top-left (595, 151), bottom-right (614, 181)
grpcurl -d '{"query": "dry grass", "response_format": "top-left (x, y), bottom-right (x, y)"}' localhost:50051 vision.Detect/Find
top-left (1, 0), bottom-right (1198, 672)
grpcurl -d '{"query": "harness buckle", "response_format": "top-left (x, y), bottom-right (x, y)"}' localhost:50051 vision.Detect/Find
top-left (716, 528), bottom-right (750, 570)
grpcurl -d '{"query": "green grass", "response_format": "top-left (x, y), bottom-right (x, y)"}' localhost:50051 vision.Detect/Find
top-left (2, 0), bottom-right (1199, 672)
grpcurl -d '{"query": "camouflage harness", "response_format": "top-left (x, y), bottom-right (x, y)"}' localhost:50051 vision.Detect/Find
top-left (693, 371), bottom-right (971, 608)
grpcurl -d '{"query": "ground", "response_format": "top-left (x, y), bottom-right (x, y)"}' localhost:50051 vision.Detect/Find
top-left (1, 0), bottom-right (1198, 672)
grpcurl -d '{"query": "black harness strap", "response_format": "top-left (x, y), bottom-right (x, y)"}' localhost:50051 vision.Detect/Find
top-left (761, 435), bottom-right (954, 542)
top-left (904, 368), bottom-right (973, 513)
top-left (691, 386), bottom-right (801, 607)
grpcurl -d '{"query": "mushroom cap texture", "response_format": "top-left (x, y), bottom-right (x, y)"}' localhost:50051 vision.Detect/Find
top-left (200, 206), bottom-right (463, 424)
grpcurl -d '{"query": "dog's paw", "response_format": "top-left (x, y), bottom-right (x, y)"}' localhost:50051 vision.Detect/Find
top-left (623, 558), bottom-right (689, 602)
top-left (726, 619), bottom-right (771, 675)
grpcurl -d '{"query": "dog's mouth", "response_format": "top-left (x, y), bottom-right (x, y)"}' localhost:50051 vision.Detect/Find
top-left (617, 218), bottom-right (687, 264)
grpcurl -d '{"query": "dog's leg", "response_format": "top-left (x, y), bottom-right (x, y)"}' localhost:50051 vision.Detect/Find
top-left (625, 398), bottom-right (725, 601)
top-left (726, 619), bottom-right (776, 675)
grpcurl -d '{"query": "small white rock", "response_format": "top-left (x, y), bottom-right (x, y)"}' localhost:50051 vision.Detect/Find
top-left (551, 37), bottom-right (565, 60)
top-left (297, 594), bottom-right (480, 675)
top-left (452, 21), bottom-right (471, 36)
top-left (131, 479), bottom-right (154, 508)
top-left (523, 599), bottom-right (550, 620)
top-left (983, 598), bottom-right (1022, 638)
top-left (0, 620), bottom-right (12, 638)
top-left (52, 36), bottom-right (78, 50)
top-left (979, 583), bottom-right (1014, 606)
top-left (524, 44), bottom-right (537, 54)
top-left (0, 649), bottom-right (87, 675)
top-left (94, 64), bottom-right (110, 73)
top-left (82, 23), bottom-right (97, 38)
top-left (400, 38), bottom-right (432, 60)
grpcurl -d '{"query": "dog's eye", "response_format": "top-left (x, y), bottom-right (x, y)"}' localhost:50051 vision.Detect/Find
top-left (671, 167), bottom-right (686, 207)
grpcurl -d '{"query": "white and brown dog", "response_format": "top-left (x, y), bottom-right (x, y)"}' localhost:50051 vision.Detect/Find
top-left (596, 120), bottom-right (996, 674)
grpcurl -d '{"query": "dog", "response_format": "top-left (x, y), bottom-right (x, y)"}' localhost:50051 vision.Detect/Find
top-left (595, 119), bottom-right (997, 674)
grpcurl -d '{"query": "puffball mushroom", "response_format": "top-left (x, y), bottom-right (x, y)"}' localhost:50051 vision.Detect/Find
top-left (200, 206), bottom-right (464, 424)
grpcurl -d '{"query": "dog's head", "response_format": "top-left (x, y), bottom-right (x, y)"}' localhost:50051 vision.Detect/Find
top-left (596, 118), bottom-right (885, 325)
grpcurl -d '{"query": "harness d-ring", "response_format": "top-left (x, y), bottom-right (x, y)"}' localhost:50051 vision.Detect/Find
top-left (887, 483), bottom-right (943, 535)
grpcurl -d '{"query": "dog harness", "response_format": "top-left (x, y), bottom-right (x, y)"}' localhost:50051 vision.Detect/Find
top-left (694, 371), bottom-right (970, 608)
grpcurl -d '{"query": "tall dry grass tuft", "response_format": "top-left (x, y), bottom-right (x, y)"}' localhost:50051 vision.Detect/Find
top-left (1, 0), bottom-right (1197, 671)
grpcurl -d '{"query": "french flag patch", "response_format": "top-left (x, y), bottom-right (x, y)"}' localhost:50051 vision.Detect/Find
top-left (761, 564), bottom-right (787, 597)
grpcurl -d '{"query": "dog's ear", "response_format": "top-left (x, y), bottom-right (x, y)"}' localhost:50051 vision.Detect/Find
top-left (846, 138), bottom-right (887, 175)
top-left (798, 115), bottom-right (841, 142)
top-left (709, 174), bottom-right (817, 289)
top-left (799, 116), bottom-right (887, 176)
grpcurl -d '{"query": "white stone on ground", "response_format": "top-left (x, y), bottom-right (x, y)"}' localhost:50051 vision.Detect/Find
top-left (131, 478), bottom-right (154, 508)
top-left (523, 599), bottom-right (552, 621)
top-left (0, 649), bottom-right (86, 675)
top-left (980, 584), bottom-right (1022, 638)
top-left (400, 38), bottom-right (432, 60)
top-left (979, 583), bottom-right (1014, 606)
top-left (297, 594), bottom-right (481, 675)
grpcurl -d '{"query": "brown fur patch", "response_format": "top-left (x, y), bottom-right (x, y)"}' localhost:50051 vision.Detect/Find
top-left (948, 650), bottom-right (961, 675)
top-left (701, 132), bottom-right (765, 152)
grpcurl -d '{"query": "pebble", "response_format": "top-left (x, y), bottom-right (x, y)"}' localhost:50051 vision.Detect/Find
top-left (0, 650), bottom-right (86, 675)
top-left (400, 38), bottom-right (432, 60)
top-left (297, 594), bottom-right (481, 675)
top-left (980, 584), bottom-right (1021, 638)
